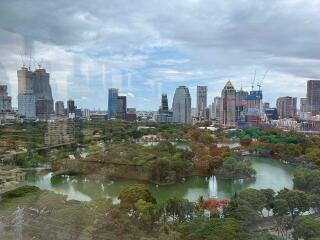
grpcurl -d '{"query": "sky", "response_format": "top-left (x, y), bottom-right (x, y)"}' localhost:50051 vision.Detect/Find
top-left (0, 0), bottom-right (320, 110)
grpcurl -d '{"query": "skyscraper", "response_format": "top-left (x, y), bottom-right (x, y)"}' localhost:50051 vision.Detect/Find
top-left (213, 97), bottom-right (221, 120)
top-left (155, 93), bottom-right (173, 123)
top-left (235, 89), bottom-right (248, 121)
top-left (172, 86), bottom-right (191, 124)
top-left (307, 80), bottom-right (320, 115)
top-left (276, 96), bottom-right (297, 119)
top-left (108, 88), bottom-right (118, 119)
top-left (196, 86), bottom-right (207, 120)
top-left (0, 85), bottom-right (12, 112)
top-left (55, 101), bottom-right (65, 116)
top-left (220, 81), bottom-right (236, 127)
top-left (33, 68), bottom-right (54, 119)
top-left (18, 92), bottom-right (36, 119)
top-left (17, 67), bottom-right (36, 119)
top-left (67, 99), bottom-right (76, 119)
top-left (17, 66), bottom-right (54, 120)
top-left (117, 96), bottom-right (127, 120)
top-left (300, 98), bottom-right (308, 113)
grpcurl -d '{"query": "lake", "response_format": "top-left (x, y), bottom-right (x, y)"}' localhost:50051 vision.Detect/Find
top-left (26, 157), bottom-right (295, 203)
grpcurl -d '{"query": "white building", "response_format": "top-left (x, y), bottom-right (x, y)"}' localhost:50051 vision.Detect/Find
top-left (172, 86), bottom-right (192, 124)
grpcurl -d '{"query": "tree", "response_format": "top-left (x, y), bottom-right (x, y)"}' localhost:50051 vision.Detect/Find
top-left (293, 217), bottom-right (320, 240)
top-left (118, 184), bottom-right (156, 212)
top-left (261, 189), bottom-right (275, 216)
top-left (135, 199), bottom-right (161, 228)
top-left (238, 189), bottom-right (266, 216)
top-left (165, 197), bottom-right (195, 222)
top-left (276, 189), bottom-right (309, 219)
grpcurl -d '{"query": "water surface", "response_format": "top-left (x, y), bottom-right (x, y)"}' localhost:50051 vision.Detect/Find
top-left (26, 157), bottom-right (294, 203)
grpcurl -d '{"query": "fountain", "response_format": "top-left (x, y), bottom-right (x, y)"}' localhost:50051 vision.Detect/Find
top-left (209, 176), bottom-right (218, 199)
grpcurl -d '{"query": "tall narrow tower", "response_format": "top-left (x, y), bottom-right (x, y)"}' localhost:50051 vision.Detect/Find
top-left (220, 81), bottom-right (236, 127)
top-left (196, 86), bottom-right (207, 120)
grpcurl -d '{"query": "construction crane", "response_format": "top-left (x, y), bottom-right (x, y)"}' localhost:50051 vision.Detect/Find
top-left (251, 70), bottom-right (256, 91)
top-left (257, 70), bottom-right (269, 91)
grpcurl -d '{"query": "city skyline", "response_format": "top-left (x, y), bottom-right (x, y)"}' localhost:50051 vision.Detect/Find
top-left (1, 1), bottom-right (320, 110)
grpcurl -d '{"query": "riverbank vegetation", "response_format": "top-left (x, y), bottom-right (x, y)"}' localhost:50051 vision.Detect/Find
top-left (2, 184), bottom-right (319, 240)
top-left (229, 127), bottom-right (320, 168)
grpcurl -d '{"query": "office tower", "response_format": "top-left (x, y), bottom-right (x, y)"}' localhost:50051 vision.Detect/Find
top-left (213, 97), bottom-right (221, 120)
top-left (117, 96), bottom-right (127, 120)
top-left (245, 90), bottom-right (263, 110)
top-left (67, 99), bottom-right (76, 119)
top-left (127, 108), bottom-right (137, 122)
top-left (17, 67), bottom-right (36, 119)
top-left (172, 86), bottom-right (192, 124)
top-left (83, 108), bottom-right (90, 119)
top-left (307, 80), bottom-right (320, 115)
top-left (263, 102), bottom-right (270, 111)
top-left (161, 94), bottom-right (169, 112)
top-left (220, 81), bottom-right (236, 126)
top-left (300, 98), bottom-right (308, 113)
top-left (155, 93), bottom-right (173, 123)
top-left (17, 66), bottom-right (54, 120)
top-left (17, 67), bottom-right (33, 94)
top-left (33, 68), bottom-right (54, 119)
top-left (108, 88), bottom-right (118, 119)
top-left (205, 107), bottom-right (210, 121)
top-left (0, 85), bottom-right (12, 112)
top-left (276, 96), bottom-right (297, 119)
top-left (18, 91), bottom-right (36, 119)
top-left (235, 89), bottom-right (248, 121)
top-left (55, 101), bottom-right (65, 115)
top-left (265, 108), bottom-right (279, 120)
top-left (196, 86), bottom-right (207, 120)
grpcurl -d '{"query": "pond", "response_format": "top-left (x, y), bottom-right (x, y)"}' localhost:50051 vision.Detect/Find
top-left (26, 157), bottom-right (295, 203)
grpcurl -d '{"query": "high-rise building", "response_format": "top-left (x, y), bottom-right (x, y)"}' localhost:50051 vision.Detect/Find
top-left (0, 85), bottom-right (12, 112)
top-left (17, 67), bottom-right (36, 119)
top-left (155, 93), bottom-right (173, 123)
top-left (276, 96), bottom-right (297, 119)
top-left (263, 102), bottom-right (270, 111)
top-left (127, 108), bottom-right (137, 122)
top-left (245, 90), bottom-right (263, 110)
top-left (265, 108), bottom-right (279, 120)
top-left (55, 101), bottom-right (65, 116)
top-left (33, 68), bottom-right (54, 119)
top-left (235, 89), bottom-right (248, 122)
top-left (300, 98), bottom-right (308, 113)
top-left (160, 94), bottom-right (169, 112)
top-left (17, 67), bottom-right (33, 94)
top-left (172, 86), bottom-right (191, 124)
top-left (67, 99), bottom-right (76, 119)
top-left (220, 81), bottom-right (236, 127)
top-left (117, 96), bottom-right (127, 120)
top-left (196, 86), bottom-right (207, 120)
top-left (83, 108), bottom-right (90, 119)
top-left (17, 66), bottom-right (54, 120)
top-left (307, 80), bottom-right (320, 115)
top-left (213, 97), bottom-right (221, 120)
top-left (18, 91), bottom-right (36, 119)
top-left (108, 88), bottom-right (118, 119)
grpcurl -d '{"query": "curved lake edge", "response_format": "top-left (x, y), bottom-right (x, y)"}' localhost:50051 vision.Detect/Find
top-left (25, 156), bottom-right (295, 203)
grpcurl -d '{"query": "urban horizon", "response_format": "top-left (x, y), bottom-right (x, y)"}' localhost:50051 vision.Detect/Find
top-left (1, 1), bottom-right (320, 110)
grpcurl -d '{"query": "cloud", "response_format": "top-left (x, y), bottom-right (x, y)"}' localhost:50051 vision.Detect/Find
top-left (0, 0), bottom-right (320, 109)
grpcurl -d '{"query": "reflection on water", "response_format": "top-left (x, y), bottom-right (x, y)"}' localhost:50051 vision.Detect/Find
top-left (26, 157), bottom-right (294, 203)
